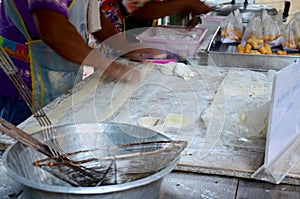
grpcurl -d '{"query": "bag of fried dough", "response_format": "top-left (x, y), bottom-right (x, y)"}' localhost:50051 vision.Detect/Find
top-left (237, 16), bottom-right (272, 54)
top-left (220, 9), bottom-right (243, 43)
top-left (282, 12), bottom-right (300, 51)
top-left (262, 10), bottom-right (284, 47)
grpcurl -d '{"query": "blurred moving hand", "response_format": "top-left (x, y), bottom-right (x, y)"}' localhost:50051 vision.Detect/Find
top-left (103, 61), bottom-right (141, 84)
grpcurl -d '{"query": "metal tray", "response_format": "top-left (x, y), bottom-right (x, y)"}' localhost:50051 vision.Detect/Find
top-left (210, 3), bottom-right (278, 23)
top-left (207, 27), bottom-right (300, 71)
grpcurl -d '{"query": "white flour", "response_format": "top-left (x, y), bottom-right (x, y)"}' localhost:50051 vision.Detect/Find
top-left (201, 69), bottom-right (276, 138)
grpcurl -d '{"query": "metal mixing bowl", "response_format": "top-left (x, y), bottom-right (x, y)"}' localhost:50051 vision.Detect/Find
top-left (2, 122), bottom-right (180, 199)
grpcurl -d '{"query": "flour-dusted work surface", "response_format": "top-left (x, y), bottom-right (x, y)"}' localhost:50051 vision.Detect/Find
top-left (4, 58), bottom-right (297, 185)
top-left (160, 172), bottom-right (238, 199)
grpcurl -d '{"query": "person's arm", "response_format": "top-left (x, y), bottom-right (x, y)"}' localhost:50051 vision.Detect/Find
top-left (93, 12), bottom-right (165, 61)
top-left (92, 10), bottom-right (119, 43)
top-left (92, 8), bottom-right (129, 50)
top-left (130, 0), bottom-right (211, 21)
top-left (32, 9), bottom-right (139, 82)
top-left (32, 9), bottom-right (92, 65)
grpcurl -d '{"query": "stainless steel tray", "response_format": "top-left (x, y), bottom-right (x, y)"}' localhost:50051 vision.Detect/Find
top-left (210, 3), bottom-right (278, 23)
top-left (207, 27), bottom-right (300, 71)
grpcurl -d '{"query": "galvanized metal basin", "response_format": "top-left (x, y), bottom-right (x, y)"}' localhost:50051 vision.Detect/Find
top-left (2, 122), bottom-right (180, 199)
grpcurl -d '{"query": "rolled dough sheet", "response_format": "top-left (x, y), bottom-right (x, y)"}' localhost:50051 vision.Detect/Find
top-left (137, 116), bottom-right (165, 133)
top-left (202, 69), bottom-right (275, 137)
top-left (95, 62), bottom-right (155, 122)
top-left (165, 114), bottom-right (189, 128)
top-left (158, 62), bottom-right (195, 80)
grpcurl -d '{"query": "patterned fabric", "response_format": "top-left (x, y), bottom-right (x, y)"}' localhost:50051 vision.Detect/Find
top-left (0, 0), bottom-right (83, 125)
top-left (5, 0), bottom-right (86, 107)
top-left (0, 36), bottom-right (30, 62)
top-left (0, 0), bottom-right (73, 99)
top-left (100, 0), bottom-right (124, 32)
top-left (100, 0), bottom-right (160, 32)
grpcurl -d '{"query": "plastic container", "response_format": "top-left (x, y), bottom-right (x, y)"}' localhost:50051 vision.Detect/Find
top-left (136, 26), bottom-right (207, 58)
top-left (201, 15), bottom-right (228, 25)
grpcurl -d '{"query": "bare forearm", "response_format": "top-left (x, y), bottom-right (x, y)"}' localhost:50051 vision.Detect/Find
top-left (32, 9), bottom-right (140, 82)
top-left (92, 10), bottom-right (127, 48)
top-left (93, 12), bottom-right (140, 54)
top-left (131, 0), bottom-right (186, 20)
top-left (32, 9), bottom-right (93, 65)
top-left (131, 0), bottom-right (211, 20)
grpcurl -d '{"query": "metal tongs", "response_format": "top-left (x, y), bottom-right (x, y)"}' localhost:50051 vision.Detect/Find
top-left (0, 46), bottom-right (63, 156)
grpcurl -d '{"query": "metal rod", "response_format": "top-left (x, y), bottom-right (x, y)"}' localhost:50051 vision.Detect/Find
top-left (0, 118), bottom-right (52, 156)
top-left (0, 46), bottom-right (62, 156)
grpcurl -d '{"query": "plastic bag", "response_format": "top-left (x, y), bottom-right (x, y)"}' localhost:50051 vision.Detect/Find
top-left (220, 9), bottom-right (243, 43)
top-left (262, 10), bottom-right (283, 47)
top-left (238, 16), bottom-right (264, 54)
top-left (282, 12), bottom-right (300, 51)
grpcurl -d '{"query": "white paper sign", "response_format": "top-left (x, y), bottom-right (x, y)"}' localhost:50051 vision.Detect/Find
top-left (265, 59), bottom-right (300, 164)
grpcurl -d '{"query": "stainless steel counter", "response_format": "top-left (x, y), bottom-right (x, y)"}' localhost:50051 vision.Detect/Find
top-left (2, 23), bottom-right (300, 198)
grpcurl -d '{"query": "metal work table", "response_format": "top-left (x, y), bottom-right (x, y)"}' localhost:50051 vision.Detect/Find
top-left (1, 65), bottom-right (300, 199)
top-left (1, 23), bottom-right (300, 198)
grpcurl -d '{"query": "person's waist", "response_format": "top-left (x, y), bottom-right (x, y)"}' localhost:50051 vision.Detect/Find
top-left (0, 35), bottom-right (30, 62)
